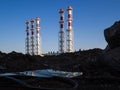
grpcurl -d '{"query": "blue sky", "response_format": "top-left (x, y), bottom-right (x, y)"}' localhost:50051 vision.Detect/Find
top-left (0, 0), bottom-right (120, 53)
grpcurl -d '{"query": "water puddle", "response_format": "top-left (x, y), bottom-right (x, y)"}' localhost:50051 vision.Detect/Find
top-left (0, 69), bottom-right (83, 78)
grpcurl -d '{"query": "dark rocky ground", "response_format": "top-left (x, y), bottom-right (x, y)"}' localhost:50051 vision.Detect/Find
top-left (0, 20), bottom-right (120, 89)
top-left (0, 48), bottom-right (105, 76)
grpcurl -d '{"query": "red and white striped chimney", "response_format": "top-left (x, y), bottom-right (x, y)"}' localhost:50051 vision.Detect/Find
top-left (36, 17), bottom-right (41, 55)
top-left (59, 9), bottom-right (65, 53)
top-left (66, 6), bottom-right (74, 52)
top-left (26, 20), bottom-right (30, 54)
top-left (31, 19), bottom-right (35, 55)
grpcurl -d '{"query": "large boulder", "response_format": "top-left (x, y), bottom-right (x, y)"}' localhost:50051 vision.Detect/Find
top-left (103, 21), bottom-right (120, 75)
top-left (104, 21), bottom-right (120, 50)
top-left (103, 47), bottom-right (120, 71)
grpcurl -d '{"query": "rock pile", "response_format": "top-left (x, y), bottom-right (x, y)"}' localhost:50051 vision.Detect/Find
top-left (102, 21), bottom-right (120, 75)
top-left (104, 21), bottom-right (120, 50)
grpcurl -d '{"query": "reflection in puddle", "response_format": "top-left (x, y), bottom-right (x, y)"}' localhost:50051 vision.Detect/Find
top-left (0, 69), bottom-right (83, 78)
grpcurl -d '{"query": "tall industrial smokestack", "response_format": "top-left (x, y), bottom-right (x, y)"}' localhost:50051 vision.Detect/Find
top-left (66, 6), bottom-right (74, 52)
top-left (25, 20), bottom-right (30, 54)
top-left (36, 17), bottom-right (41, 55)
top-left (31, 19), bottom-right (35, 55)
top-left (59, 9), bottom-right (65, 53)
